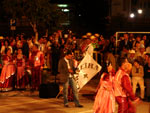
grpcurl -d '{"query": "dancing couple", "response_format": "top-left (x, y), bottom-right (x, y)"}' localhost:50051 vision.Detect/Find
top-left (93, 58), bottom-right (140, 113)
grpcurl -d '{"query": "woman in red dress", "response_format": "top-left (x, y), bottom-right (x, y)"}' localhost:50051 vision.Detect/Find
top-left (15, 49), bottom-right (29, 89)
top-left (93, 61), bottom-right (115, 113)
top-left (0, 48), bottom-right (16, 91)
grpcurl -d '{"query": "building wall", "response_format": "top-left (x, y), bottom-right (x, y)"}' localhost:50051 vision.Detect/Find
top-left (111, 0), bottom-right (131, 17)
top-left (111, 0), bottom-right (150, 17)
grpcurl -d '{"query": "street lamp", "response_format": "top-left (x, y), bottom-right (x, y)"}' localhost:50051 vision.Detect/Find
top-left (130, 13), bottom-right (135, 18)
top-left (137, 9), bottom-right (143, 14)
top-left (62, 9), bottom-right (69, 12)
top-left (57, 4), bottom-right (68, 8)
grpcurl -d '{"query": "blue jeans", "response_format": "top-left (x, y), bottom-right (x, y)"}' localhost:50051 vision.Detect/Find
top-left (63, 78), bottom-right (80, 105)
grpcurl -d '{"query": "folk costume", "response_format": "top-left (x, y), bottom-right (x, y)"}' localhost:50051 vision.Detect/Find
top-left (0, 55), bottom-right (15, 91)
top-left (114, 68), bottom-right (138, 113)
top-left (93, 70), bottom-right (115, 113)
top-left (29, 50), bottom-right (44, 90)
top-left (16, 55), bottom-right (29, 89)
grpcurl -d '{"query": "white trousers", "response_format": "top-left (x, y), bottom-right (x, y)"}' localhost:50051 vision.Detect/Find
top-left (132, 77), bottom-right (145, 99)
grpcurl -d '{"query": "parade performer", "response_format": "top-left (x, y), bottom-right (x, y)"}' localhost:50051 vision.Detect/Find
top-left (93, 61), bottom-right (115, 113)
top-left (80, 35), bottom-right (95, 57)
top-left (29, 44), bottom-right (44, 91)
top-left (114, 58), bottom-right (140, 113)
top-left (0, 48), bottom-right (15, 91)
top-left (15, 49), bottom-right (29, 89)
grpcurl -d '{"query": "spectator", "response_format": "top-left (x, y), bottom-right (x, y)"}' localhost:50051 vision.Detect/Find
top-left (144, 57), bottom-right (150, 102)
top-left (108, 36), bottom-right (116, 54)
top-left (119, 34), bottom-right (132, 57)
top-left (135, 44), bottom-right (146, 58)
top-left (127, 50), bottom-right (136, 64)
top-left (133, 35), bottom-right (141, 49)
top-left (141, 35), bottom-right (149, 48)
top-left (146, 44), bottom-right (150, 54)
top-left (1, 40), bottom-right (13, 55)
top-left (10, 39), bottom-right (17, 54)
top-left (22, 38), bottom-right (29, 59)
top-left (135, 44), bottom-right (146, 66)
top-left (145, 53), bottom-right (150, 65)
top-left (134, 42), bottom-right (140, 52)
top-left (51, 41), bottom-right (60, 75)
top-left (132, 59), bottom-right (145, 99)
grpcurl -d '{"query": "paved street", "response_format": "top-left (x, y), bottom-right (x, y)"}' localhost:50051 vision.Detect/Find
top-left (0, 79), bottom-right (150, 113)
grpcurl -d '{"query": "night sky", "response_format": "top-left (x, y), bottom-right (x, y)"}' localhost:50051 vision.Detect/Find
top-left (66, 0), bottom-right (108, 35)
top-left (80, 0), bottom-right (108, 31)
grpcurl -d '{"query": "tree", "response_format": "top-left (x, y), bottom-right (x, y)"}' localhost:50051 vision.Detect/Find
top-left (3, 0), bottom-right (64, 40)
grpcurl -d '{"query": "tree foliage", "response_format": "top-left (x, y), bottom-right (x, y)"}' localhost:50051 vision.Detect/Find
top-left (3, 0), bottom-right (65, 38)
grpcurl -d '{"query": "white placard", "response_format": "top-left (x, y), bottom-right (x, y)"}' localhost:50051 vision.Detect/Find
top-left (74, 54), bottom-right (102, 91)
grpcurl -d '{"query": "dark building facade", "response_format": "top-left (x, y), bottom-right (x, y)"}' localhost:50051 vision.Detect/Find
top-left (107, 0), bottom-right (150, 34)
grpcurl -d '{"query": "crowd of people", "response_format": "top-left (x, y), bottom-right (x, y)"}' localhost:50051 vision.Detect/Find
top-left (0, 30), bottom-right (150, 111)
top-left (0, 30), bottom-right (83, 92)
top-left (81, 32), bottom-right (150, 103)
top-left (92, 33), bottom-right (150, 113)
top-left (114, 33), bottom-right (150, 102)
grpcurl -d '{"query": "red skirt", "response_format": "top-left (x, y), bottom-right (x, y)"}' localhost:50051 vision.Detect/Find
top-left (0, 75), bottom-right (14, 91)
top-left (16, 73), bottom-right (29, 89)
top-left (31, 66), bottom-right (41, 90)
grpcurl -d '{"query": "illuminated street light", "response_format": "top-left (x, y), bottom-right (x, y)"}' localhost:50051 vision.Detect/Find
top-left (137, 9), bottom-right (143, 14)
top-left (57, 4), bottom-right (68, 8)
top-left (130, 13), bottom-right (135, 18)
top-left (62, 9), bottom-right (69, 12)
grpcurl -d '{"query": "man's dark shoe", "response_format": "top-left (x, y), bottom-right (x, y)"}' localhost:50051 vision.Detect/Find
top-left (75, 104), bottom-right (83, 108)
top-left (30, 88), bottom-right (35, 93)
top-left (148, 97), bottom-right (150, 102)
top-left (141, 98), bottom-right (146, 101)
top-left (64, 104), bottom-right (69, 107)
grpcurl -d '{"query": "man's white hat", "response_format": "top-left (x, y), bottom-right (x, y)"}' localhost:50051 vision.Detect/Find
top-left (140, 44), bottom-right (145, 48)
top-left (82, 35), bottom-right (87, 39)
top-left (86, 32), bottom-right (92, 36)
top-left (129, 49), bottom-right (135, 54)
top-left (0, 36), bottom-right (4, 40)
top-left (90, 35), bottom-right (96, 40)
top-left (94, 33), bottom-right (100, 37)
top-left (146, 47), bottom-right (150, 54)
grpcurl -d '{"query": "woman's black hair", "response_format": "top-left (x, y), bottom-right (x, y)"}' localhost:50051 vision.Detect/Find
top-left (64, 50), bottom-right (72, 56)
top-left (34, 44), bottom-right (39, 49)
top-left (102, 60), bottom-right (112, 73)
top-left (6, 48), bottom-right (11, 54)
top-left (118, 57), bottom-right (127, 67)
top-left (4, 39), bottom-right (10, 45)
top-left (133, 59), bottom-right (140, 64)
